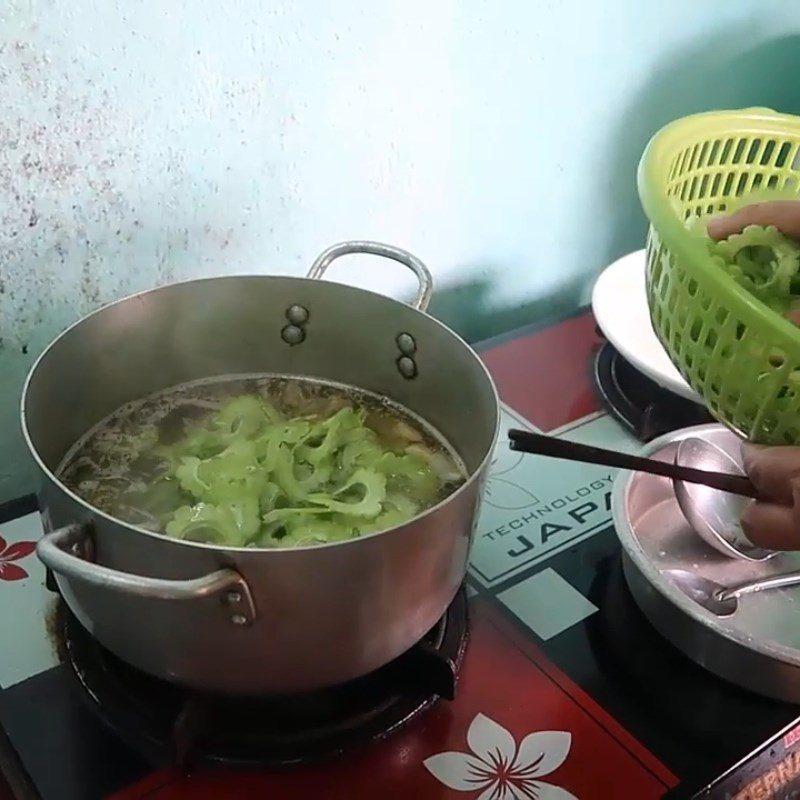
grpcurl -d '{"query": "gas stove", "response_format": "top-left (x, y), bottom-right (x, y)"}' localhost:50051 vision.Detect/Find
top-left (1, 310), bottom-right (799, 800)
top-left (57, 589), bottom-right (468, 770)
top-left (593, 339), bottom-right (713, 441)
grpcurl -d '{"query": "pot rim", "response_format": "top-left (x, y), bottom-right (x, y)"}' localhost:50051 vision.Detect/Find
top-left (21, 273), bottom-right (501, 554)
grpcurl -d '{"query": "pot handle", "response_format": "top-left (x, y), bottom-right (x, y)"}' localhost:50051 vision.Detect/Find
top-left (307, 240), bottom-right (433, 312)
top-left (37, 524), bottom-right (257, 627)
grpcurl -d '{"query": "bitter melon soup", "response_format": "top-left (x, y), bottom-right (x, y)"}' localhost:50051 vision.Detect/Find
top-left (57, 376), bottom-right (467, 549)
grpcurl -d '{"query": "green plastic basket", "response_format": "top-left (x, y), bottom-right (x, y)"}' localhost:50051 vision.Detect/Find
top-left (638, 108), bottom-right (800, 444)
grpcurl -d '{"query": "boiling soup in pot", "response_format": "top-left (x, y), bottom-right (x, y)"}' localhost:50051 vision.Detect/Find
top-left (58, 375), bottom-right (467, 548)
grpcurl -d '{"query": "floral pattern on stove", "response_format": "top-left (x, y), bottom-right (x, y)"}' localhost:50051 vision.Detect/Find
top-left (484, 450), bottom-right (540, 511)
top-left (0, 535), bottom-right (37, 582)
top-left (424, 713), bottom-right (578, 799)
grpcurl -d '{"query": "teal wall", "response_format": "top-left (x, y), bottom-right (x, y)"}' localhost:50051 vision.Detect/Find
top-left (1, 1), bottom-right (799, 502)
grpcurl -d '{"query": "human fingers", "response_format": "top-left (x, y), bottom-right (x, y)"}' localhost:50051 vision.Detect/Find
top-left (741, 496), bottom-right (800, 550)
top-left (742, 443), bottom-right (800, 505)
top-left (707, 201), bottom-right (800, 241)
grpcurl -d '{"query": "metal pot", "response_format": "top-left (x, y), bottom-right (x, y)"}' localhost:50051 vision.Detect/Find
top-left (24, 241), bottom-right (499, 695)
top-left (612, 424), bottom-right (800, 702)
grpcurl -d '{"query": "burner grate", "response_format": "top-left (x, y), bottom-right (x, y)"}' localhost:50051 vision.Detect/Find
top-left (57, 589), bottom-right (468, 770)
top-left (593, 341), bottom-right (712, 441)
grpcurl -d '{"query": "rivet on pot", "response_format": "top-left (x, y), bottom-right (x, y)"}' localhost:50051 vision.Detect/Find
top-left (225, 591), bottom-right (243, 605)
top-left (231, 614), bottom-right (249, 626)
top-left (281, 324), bottom-right (306, 345)
top-left (396, 332), bottom-right (417, 355)
top-left (397, 355), bottom-right (418, 379)
top-left (286, 304), bottom-right (309, 325)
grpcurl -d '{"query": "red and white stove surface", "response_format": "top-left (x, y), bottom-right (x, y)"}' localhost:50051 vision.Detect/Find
top-left (111, 600), bottom-right (675, 800)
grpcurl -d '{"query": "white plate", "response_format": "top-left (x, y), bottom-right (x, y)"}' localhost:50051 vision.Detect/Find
top-left (591, 250), bottom-right (702, 404)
